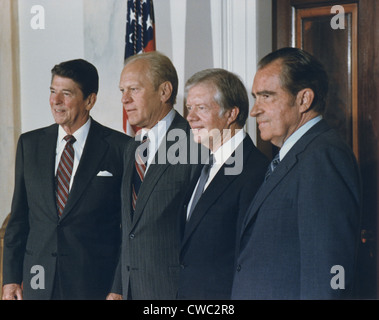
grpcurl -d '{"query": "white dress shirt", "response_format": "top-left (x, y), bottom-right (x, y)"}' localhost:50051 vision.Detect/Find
top-left (139, 108), bottom-right (176, 173)
top-left (186, 129), bottom-right (246, 219)
top-left (55, 118), bottom-right (91, 190)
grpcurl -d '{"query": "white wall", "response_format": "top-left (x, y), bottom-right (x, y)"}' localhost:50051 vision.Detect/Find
top-left (18, 0), bottom-right (85, 133)
top-left (1, 0), bottom-right (271, 223)
top-left (17, 0), bottom-right (271, 136)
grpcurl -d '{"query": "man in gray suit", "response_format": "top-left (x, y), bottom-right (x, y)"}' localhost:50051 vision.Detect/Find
top-left (108, 52), bottom-right (200, 300)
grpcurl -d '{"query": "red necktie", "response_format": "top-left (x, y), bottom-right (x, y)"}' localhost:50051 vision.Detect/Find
top-left (56, 135), bottom-right (76, 216)
top-left (131, 136), bottom-right (148, 213)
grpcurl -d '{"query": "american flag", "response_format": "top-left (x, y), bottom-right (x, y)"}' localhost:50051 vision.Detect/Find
top-left (123, 0), bottom-right (156, 136)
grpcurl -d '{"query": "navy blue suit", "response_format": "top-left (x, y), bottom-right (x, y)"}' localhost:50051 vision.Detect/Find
top-left (232, 120), bottom-right (362, 299)
top-left (177, 135), bottom-right (268, 299)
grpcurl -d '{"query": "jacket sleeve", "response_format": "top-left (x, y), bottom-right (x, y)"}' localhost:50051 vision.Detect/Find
top-left (297, 144), bottom-right (361, 299)
top-left (110, 252), bottom-right (122, 295)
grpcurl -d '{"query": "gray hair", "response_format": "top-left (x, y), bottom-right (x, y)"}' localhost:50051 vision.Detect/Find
top-left (184, 68), bottom-right (249, 127)
top-left (125, 51), bottom-right (178, 105)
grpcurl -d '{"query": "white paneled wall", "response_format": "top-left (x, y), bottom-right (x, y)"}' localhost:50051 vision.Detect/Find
top-left (0, 0), bottom-right (271, 222)
top-left (17, 0), bottom-right (271, 136)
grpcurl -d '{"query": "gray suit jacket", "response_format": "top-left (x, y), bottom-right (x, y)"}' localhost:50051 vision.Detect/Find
top-left (112, 111), bottom-right (200, 299)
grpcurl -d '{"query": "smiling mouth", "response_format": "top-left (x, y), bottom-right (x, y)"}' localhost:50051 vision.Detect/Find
top-left (257, 120), bottom-right (269, 127)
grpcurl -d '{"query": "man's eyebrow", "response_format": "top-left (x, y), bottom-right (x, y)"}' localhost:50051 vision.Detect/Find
top-left (49, 86), bottom-right (73, 93)
top-left (252, 90), bottom-right (276, 98)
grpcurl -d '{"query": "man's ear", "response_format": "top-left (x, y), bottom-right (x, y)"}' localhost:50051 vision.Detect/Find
top-left (226, 106), bottom-right (240, 126)
top-left (85, 93), bottom-right (97, 111)
top-left (297, 88), bottom-right (315, 113)
top-left (160, 81), bottom-right (173, 104)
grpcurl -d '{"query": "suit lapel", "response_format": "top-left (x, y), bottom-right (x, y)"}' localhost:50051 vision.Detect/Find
top-left (241, 151), bottom-right (298, 233)
top-left (130, 111), bottom-right (190, 228)
top-left (181, 136), bottom-right (254, 251)
top-left (124, 140), bottom-right (139, 228)
top-left (60, 120), bottom-right (109, 220)
top-left (241, 120), bottom-right (331, 235)
top-left (38, 124), bottom-right (60, 218)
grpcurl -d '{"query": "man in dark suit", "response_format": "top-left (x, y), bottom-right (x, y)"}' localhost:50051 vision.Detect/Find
top-left (232, 47), bottom-right (362, 299)
top-left (108, 52), bottom-right (199, 300)
top-left (2, 59), bottom-right (131, 300)
top-left (176, 69), bottom-right (268, 299)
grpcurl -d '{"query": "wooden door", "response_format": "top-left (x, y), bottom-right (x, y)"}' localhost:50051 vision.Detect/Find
top-left (273, 0), bottom-right (379, 299)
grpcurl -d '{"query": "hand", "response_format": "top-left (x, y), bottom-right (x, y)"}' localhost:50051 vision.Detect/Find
top-left (2, 284), bottom-right (23, 300)
top-left (106, 292), bottom-right (123, 300)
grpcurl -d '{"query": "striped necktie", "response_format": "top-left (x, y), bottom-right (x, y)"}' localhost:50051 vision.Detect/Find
top-left (131, 136), bottom-right (149, 215)
top-left (264, 153), bottom-right (280, 181)
top-left (56, 135), bottom-right (76, 216)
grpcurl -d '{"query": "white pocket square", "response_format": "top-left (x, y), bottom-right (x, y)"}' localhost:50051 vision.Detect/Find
top-left (97, 170), bottom-right (113, 177)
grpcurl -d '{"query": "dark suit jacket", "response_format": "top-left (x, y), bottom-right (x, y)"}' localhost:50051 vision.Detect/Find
top-left (232, 120), bottom-right (362, 300)
top-left (177, 134), bottom-right (268, 299)
top-left (3, 118), bottom-right (131, 300)
top-left (112, 111), bottom-right (200, 299)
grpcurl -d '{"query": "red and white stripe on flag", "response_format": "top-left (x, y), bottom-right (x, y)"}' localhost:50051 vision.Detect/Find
top-left (123, 0), bottom-right (156, 136)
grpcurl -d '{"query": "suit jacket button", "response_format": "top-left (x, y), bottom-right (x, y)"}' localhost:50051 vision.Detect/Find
top-left (129, 233), bottom-right (135, 239)
top-left (236, 264), bottom-right (241, 272)
top-left (180, 264), bottom-right (185, 269)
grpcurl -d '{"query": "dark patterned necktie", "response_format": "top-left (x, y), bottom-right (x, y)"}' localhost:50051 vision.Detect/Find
top-left (265, 153), bottom-right (280, 181)
top-left (131, 136), bottom-right (149, 214)
top-left (56, 135), bottom-right (76, 216)
top-left (187, 154), bottom-right (214, 221)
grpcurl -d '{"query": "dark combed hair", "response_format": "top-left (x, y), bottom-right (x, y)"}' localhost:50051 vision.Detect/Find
top-left (258, 47), bottom-right (329, 114)
top-left (51, 59), bottom-right (99, 99)
top-left (184, 68), bottom-right (249, 127)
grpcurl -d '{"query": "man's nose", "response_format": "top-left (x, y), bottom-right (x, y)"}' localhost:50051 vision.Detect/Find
top-left (50, 92), bottom-right (63, 105)
top-left (250, 100), bottom-right (260, 117)
top-left (186, 108), bottom-right (199, 122)
top-left (121, 90), bottom-right (132, 104)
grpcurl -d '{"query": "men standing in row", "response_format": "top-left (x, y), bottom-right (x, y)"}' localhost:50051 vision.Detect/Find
top-left (177, 69), bottom-right (268, 299)
top-left (232, 47), bottom-right (362, 299)
top-left (3, 59), bottom-right (130, 300)
top-left (109, 52), bottom-right (199, 300)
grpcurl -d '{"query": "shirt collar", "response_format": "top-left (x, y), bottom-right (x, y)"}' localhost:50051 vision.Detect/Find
top-left (58, 117), bottom-right (91, 150)
top-left (141, 108), bottom-right (175, 148)
top-left (212, 129), bottom-right (246, 166)
top-left (279, 115), bottom-right (322, 161)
